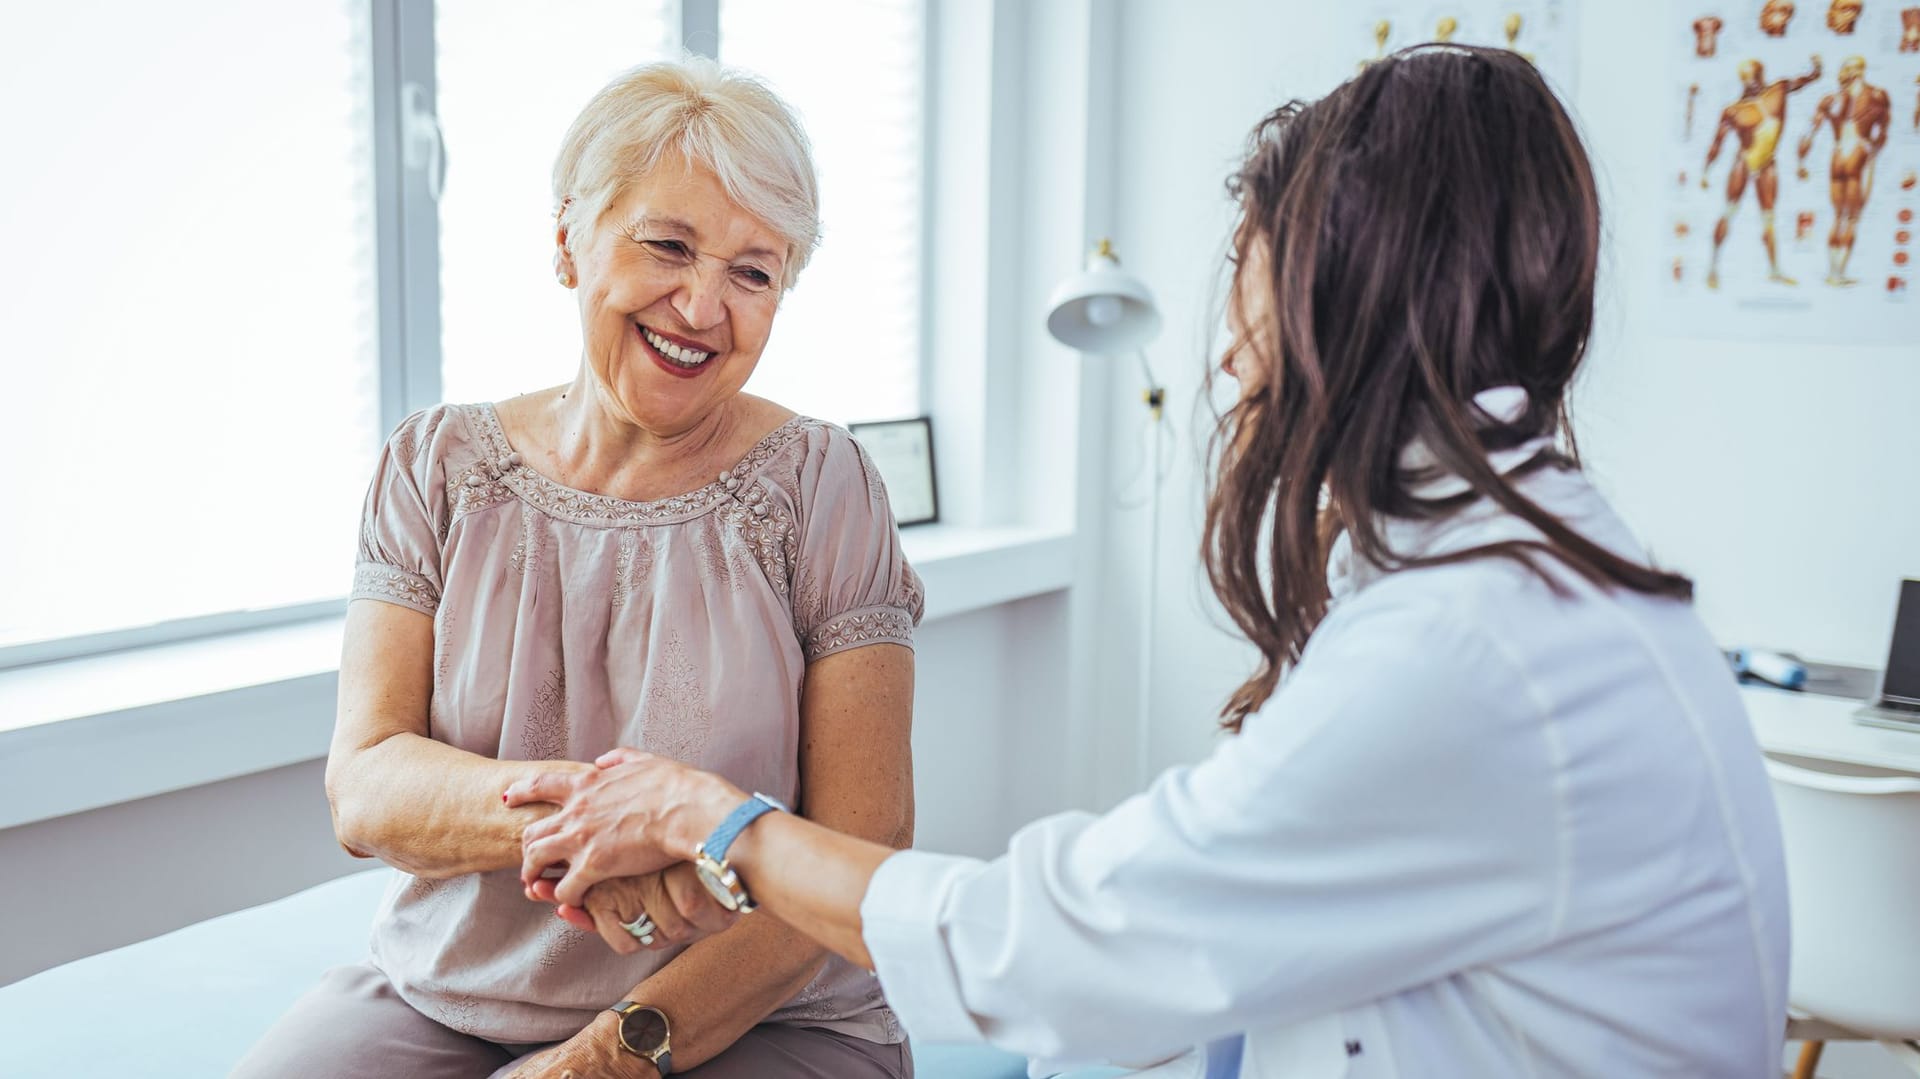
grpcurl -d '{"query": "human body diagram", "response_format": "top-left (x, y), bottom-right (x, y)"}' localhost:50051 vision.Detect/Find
top-left (1703, 56), bottom-right (1825, 286)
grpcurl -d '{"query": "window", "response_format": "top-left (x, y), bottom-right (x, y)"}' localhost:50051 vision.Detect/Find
top-left (435, 0), bottom-right (677, 404)
top-left (719, 0), bottom-right (925, 424)
top-left (1, 0), bottom-right (928, 663)
top-left (0, 0), bottom-right (379, 655)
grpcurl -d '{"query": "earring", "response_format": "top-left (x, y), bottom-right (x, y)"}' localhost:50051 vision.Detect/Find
top-left (556, 271), bottom-right (573, 288)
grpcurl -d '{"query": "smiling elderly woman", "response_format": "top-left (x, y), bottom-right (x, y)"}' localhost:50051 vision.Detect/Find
top-left (232, 59), bottom-right (923, 1079)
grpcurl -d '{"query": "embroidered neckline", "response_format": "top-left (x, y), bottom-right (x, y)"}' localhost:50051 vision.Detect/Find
top-left (458, 404), bottom-right (818, 527)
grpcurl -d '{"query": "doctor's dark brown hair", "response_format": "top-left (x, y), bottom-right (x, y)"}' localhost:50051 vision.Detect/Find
top-left (1205, 45), bottom-right (1693, 731)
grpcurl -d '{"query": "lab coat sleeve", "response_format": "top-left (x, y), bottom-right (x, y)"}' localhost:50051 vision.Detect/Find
top-left (858, 595), bottom-right (1566, 1065)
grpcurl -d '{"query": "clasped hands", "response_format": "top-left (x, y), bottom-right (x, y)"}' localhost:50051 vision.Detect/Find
top-left (505, 747), bottom-right (752, 957)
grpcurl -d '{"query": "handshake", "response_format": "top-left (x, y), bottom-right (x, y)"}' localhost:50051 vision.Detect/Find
top-left (506, 747), bottom-right (756, 957)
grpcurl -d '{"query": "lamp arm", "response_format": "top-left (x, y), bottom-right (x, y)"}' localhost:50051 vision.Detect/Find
top-left (1133, 349), bottom-right (1160, 392)
top-left (1139, 401), bottom-right (1164, 787)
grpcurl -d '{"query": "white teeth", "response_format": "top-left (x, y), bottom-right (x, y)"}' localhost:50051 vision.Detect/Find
top-left (642, 326), bottom-right (713, 367)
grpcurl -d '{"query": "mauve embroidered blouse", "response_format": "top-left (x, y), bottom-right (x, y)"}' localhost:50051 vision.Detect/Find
top-left (347, 402), bottom-right (924, 1045)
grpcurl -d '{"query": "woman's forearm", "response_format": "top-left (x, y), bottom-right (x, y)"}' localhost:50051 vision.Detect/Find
top-left (326, 600), bottom-right (574, 878)
top-left (726, 811), bottom-right (897, 970)
top-left (329, 733), bottom-right (583, 878)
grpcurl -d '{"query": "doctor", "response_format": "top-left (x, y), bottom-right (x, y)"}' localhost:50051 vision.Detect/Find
top-left (505, 46), bottom-right (1789, 1078)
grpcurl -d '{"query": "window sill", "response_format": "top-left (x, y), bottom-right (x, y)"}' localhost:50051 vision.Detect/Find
top-left (0, 525), bottom-right (1074, 830)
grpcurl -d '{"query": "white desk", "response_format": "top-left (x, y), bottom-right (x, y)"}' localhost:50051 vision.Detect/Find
top-left (1743, 683), bottom-right (1920, 776)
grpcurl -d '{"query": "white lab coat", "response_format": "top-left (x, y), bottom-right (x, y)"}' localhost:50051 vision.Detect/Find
top-left (860, 396), bottom-right (1789, 1078)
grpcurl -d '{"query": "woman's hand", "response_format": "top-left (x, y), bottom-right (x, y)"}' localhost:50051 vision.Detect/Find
top-left (506, 748), bottom-right (745, 907)
top-left (503, 1011), bottom-right (654, 1079)
top-left (532, 865), bottom-right (740, 955)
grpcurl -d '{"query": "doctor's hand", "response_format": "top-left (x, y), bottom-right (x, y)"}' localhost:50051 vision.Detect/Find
top-left (531, 864), bottom-right (739, 955)
top-left (507, 748), bottom-right (747, 908)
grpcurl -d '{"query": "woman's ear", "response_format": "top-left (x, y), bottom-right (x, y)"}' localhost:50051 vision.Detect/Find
top-left (553, 199), bottom-right (577, 288)
top-left (553, 229), bottom-right (576, 289)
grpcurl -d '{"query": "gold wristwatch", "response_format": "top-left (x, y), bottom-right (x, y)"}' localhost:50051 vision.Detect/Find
top-left (608, 1001), bottom-right (671, 1076)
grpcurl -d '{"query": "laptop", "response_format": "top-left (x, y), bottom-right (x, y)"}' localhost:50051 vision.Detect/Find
top-left (1855, 579), bottom-right (1920, 732)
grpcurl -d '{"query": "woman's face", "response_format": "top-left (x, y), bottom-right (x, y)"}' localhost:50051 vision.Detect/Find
top-left (556, 158), bottom-right (786, 435)
top-left (1222, 225), bottom-right (1275, 398)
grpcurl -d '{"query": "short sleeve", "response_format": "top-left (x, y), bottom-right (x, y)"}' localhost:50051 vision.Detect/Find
top-left (349, 407), bottom-right (451, 616)
top-left (790, 427), bottom-right (925, 662)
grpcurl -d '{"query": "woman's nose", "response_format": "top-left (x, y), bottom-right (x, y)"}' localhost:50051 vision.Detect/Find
top-left (672, 267), bottom-right (728, 331)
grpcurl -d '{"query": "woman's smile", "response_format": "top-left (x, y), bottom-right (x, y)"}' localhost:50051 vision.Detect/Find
top-left (636, 322), bottom-right (721, 380)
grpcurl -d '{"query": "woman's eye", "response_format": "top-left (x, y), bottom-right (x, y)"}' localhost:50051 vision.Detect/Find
top-left (645, 240), bottom-right (690, 258)
top-left (734, 267), bottom-right (773, 291)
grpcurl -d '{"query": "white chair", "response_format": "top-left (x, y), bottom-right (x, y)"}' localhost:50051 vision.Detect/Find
top-left (1767, 753), bottom-right (1920, 1079)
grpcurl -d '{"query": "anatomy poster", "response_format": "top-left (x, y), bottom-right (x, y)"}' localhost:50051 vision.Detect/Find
top-left (1355, 2), bottom-right (1578, 97)
top-left (1661, 0), bottom-right (1920, 340)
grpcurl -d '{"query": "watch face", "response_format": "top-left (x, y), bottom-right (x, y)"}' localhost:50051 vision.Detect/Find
top-left (695, 859), bottom-right (743, 912)
top-left (620, 1006), bottom-right (669, 1054)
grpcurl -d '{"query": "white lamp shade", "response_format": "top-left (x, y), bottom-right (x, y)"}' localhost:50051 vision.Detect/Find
top-left (1046, 250), bottom-right (1161, 353)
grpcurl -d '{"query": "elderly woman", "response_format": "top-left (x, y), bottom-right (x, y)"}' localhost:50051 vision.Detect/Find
top-left (232, 59), bottom-right (921, 1079)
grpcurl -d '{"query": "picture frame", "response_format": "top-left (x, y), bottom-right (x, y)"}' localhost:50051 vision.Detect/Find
top-left (848, 416), bottom-right (940, 527)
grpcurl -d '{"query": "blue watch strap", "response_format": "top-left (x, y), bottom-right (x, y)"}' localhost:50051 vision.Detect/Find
top-left (704, 792), bottom-right (788, 863)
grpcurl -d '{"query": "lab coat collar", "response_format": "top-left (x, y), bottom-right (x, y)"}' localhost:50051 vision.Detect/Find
top-left (1327, 386), bottom-right (1558, 601)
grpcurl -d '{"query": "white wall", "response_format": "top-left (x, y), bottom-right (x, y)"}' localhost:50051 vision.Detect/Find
top-left (1092, 1), bottom-right (1915, 1075)
top-left (907, 595), bottom-right (1086, 859)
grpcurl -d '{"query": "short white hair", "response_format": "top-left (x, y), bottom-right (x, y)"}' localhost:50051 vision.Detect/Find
top-left (552, 56), bottom-right (821, 288)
